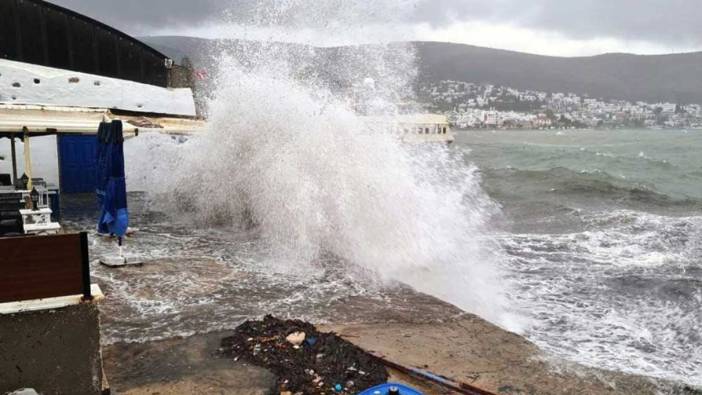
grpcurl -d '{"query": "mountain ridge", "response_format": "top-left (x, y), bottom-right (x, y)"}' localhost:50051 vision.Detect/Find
top-left (409, 40), bottom-right (702, 59)
top-left (141, 36), bottom-right (702, 104)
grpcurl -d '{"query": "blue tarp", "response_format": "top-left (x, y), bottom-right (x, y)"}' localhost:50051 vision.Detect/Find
top-left (96, 121), bottom-right (128, 237)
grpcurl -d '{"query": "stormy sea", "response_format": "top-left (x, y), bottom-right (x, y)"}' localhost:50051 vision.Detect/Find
top-left (458, 128), bottom-right (702, 387)
top-left (53, 1), bottom-right (700, 388)
top-left (58, 127), bottom-right (701, 389)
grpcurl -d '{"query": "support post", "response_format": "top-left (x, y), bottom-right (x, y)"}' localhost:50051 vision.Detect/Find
top-left (22, 128), bottom-right (32, 190)
top-left (10, 136), bottom-right (18, 184)
top-left (80, 232), bottom-right (93, 301)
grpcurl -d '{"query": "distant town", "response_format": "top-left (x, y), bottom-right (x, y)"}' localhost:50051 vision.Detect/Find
top-left (418, 80), bottom-right (702, 129)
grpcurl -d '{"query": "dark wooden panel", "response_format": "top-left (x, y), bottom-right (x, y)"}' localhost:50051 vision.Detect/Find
top-left (0, 233), bottom-right (88, 303)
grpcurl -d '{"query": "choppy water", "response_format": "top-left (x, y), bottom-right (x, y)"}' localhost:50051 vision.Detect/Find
top-left (63, 193), bottom-right (466, 343)
top-left (62, 128), bottom-right (701, 388)
top-left (0, 0), bottom-right (696, 387)
top-left (51, 0), bottom-right (700, 387)
top-left (457, 128), bottom-right (702, 387)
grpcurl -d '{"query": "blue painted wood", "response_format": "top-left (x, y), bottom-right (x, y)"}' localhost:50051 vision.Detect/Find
top-left (58, 135), bottom-right (98, 194)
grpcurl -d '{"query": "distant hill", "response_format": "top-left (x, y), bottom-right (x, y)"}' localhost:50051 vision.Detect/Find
top-left (415, 42), bottom-right (702, 104)
top-left (141, 36), bottom-right (702, 104)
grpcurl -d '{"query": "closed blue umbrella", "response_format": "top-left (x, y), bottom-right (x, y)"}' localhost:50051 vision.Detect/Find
top-left (96, 120), bottom-right (128, 238)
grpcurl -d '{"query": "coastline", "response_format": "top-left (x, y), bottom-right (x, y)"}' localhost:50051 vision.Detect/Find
top-left (101, 291), bottom-right (696, 394)
top-left (451, 126), bottom-right (701, 132)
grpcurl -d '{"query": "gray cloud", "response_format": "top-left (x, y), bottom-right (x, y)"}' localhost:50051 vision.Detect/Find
top-left (46, 0), bottom-right (244, 35)
top-left (47, 0), bottom-right (702, 47)
top-left (412, 0), bottom-right (702, 47)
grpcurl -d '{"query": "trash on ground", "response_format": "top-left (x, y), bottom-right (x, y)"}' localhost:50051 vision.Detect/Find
top-left (286, 331), bottom-right (306, 346)
top-left (220, 315), bottom-right (388, 394)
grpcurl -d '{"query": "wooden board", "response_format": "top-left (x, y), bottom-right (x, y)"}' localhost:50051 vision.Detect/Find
top-left (0, 233), bottom-right (90, 303)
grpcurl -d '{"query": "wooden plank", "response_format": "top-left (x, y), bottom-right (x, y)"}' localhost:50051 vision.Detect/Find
top-left (0, 233), bottom-right (88, 303)
top-left (0, 284), bottom-right (103, 315)
top-left (367, 351), bottom-right (496, 395)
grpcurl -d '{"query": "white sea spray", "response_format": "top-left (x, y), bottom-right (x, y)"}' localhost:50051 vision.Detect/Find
top-left (128, 0), bottom-right (521, 330)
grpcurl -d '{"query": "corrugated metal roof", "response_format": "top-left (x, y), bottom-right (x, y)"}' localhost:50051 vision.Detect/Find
top-left (24, 0), bottom-right (169, 60)
top-left (1, 0), bottom-right (171, 86)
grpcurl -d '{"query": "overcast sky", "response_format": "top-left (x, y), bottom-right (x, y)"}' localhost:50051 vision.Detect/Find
top-left (47, 0), bottom-right (702, 56)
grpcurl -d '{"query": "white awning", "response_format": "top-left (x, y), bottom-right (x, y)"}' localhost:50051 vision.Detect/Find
top-left (0, 104), bottom-right (205, 136)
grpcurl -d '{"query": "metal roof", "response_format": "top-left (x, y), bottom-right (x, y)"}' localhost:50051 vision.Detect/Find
top-left (1, 0), bottom-right (172, 87)
top-left (21, 0), bottom-right (169, 61)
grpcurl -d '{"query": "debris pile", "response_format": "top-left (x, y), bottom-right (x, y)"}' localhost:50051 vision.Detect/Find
top-left (220, 315), bottom-right (388, 394)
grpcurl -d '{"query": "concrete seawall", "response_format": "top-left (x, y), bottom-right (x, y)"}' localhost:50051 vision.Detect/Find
top-left (0, 303), bottom-right (104, 395)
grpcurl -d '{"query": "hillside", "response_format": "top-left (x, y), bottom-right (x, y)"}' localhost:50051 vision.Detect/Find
top-left (415, 42), bottom-right (702, 104)
top-left (141, 36), bottom-right (702, 104)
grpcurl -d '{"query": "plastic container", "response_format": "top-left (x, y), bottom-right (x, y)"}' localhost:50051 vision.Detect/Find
top-left (357, 383), bottom-right (423, 395)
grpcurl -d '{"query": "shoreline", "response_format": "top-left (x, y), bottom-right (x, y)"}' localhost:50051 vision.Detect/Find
top-left (100, 293), bottom-right (697, 394)
top-left (452, 126), bottom-right (700, 131)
